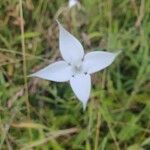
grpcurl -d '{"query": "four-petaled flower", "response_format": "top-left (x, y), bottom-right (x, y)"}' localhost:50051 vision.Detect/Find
top-left (31, 21), bottom-right (120, 110)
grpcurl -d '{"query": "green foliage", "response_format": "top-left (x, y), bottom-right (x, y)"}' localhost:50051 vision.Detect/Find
top-left (0, 0), bottom-right (150, 150)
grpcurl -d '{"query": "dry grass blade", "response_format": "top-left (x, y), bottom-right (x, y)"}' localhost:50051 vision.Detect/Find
top-left (135, 0), bottom-right (145, 28)
top-left (11, 121), bottom-right (50, 131)
top-left (21, 128), bottom-right (79, 150)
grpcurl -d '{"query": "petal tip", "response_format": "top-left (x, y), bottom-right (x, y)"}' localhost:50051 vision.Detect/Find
top-left (56, 20), bottom-right (63, 29)
top-left (82, 102), bottom-right (87, 111)
top-left (116, 50), bottom-right (122, 56)
top-left (27, 74), bottom-right (34, 78)
top-left (69, 0), bottom-right (78, 8)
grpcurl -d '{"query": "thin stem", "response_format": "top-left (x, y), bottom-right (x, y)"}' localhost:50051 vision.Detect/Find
top-left (94, 111), bottom-right (101, 150)
top-left (19, 0), bottom-right (30, 117)
top-left (71, 7), bottom-right (78, 35)
top-left (85, 98), bottom-right (93, 149)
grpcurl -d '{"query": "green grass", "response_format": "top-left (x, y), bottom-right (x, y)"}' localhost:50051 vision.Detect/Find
top-left (0, 0), bottom-right (150, 149)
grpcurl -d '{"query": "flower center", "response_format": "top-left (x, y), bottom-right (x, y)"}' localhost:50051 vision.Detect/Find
top-left (71, 61), bottom-right (84, 76)
top-left (68, 59), bottom-right (88, 77)
top-left (74, 64), bottom-right (82, 73)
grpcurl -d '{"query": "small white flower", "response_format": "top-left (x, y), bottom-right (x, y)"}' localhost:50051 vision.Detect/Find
top-left (68, 0), bottom-right (79, 8)
top-left (31, 21), bottom-right (120, 110)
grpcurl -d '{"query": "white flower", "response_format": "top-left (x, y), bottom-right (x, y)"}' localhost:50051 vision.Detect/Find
top-left (31, 21), bottom-right (120, 110)
top-left (68, 0), bottom-right (79, 8)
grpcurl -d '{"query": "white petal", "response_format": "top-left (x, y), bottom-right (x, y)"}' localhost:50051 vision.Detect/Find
top-left (30, 61), bottom-right (72, 82)
top-left (57, 21), bottom-right (84, 64)
top-left (68, 0), bottom-right (78, 8)
top-left (70, 74), bottom-right (91, 109)
top-left (83, 51), bottom-right (120, 74)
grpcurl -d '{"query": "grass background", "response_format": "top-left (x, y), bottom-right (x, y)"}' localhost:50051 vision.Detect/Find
top-left (0, 0), bottom-right (150, 149)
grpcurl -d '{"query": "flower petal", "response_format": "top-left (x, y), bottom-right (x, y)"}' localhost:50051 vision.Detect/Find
top-left (68, 0), bottom-right (78, 8)
top-left (83, 51), bottom-right (120, 74)
top-left (57, 21), bottom-right (84, 64)
top-left (70, 74), bottom-right (91, 109)
top-left (30, 61), bottom-right (72, 82)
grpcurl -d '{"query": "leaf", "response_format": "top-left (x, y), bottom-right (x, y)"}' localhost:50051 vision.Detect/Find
top-left (14, 32), bottom-right (40, 43)
top-left (86, 140), bottom-right (91, 150)
top-left (142, 137), bottom-right (150, 146)
top-left (101, 136), bottom-right (108, 150)
top-left (49, 139), bottom-right (64, 150)
top-left (118, 124), bottom-right (141, 141)
top-left (127, 144), bottom-right (141, 150)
